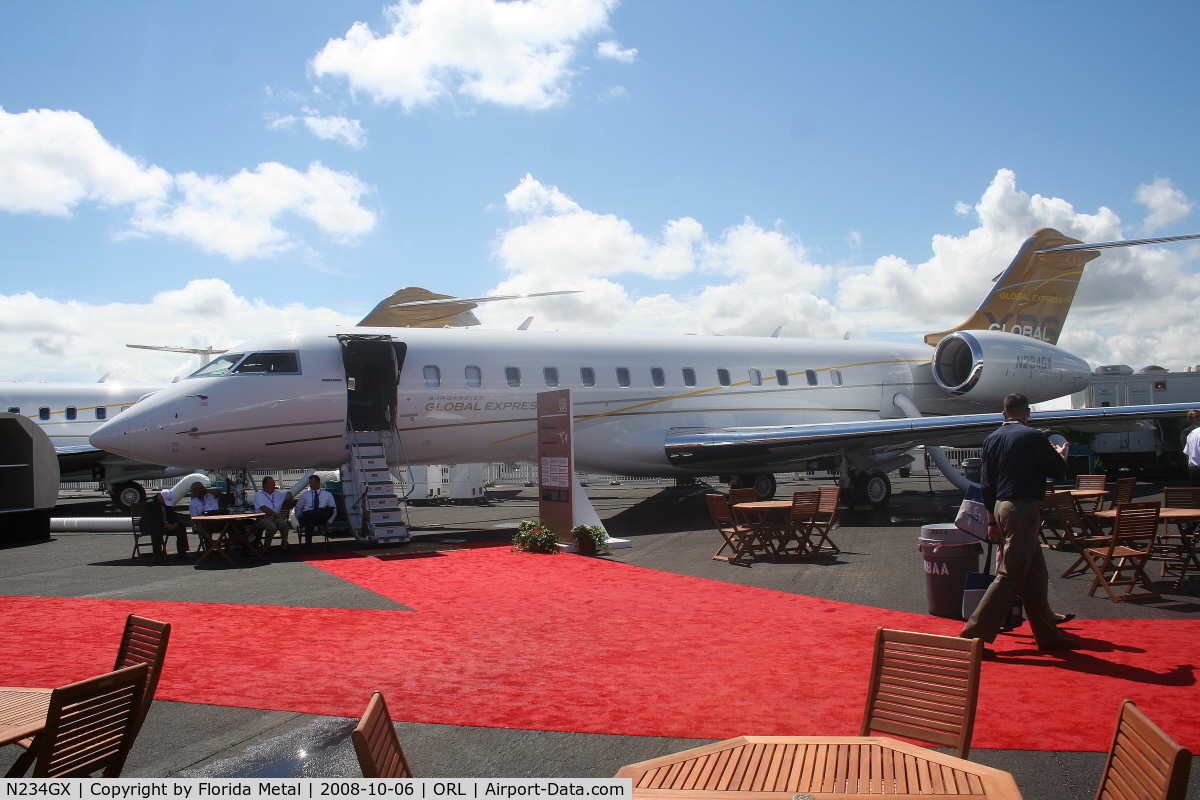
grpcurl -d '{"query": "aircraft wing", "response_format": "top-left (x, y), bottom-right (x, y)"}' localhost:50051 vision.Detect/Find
top-left (664, 402), bottom-right (1197, 472)
top-left (55, 445), bottom-right (110, 474)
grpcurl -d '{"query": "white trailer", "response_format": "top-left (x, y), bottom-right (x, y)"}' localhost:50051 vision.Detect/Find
top-left (1072, 364), bottom-right (1200, 476)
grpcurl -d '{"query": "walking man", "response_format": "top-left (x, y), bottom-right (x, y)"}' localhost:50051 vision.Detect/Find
top-left (961, 393), bottom-right (1079, 654)
top-left (1184, 410), bottom-right (1200, 486)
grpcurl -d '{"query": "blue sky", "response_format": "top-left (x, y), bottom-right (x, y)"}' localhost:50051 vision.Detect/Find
top-left (2, 1), bottom-right (1199, 381)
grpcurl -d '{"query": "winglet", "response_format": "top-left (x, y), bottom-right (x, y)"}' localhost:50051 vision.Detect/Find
top-left (924, 228), bottom-right (1099, 347)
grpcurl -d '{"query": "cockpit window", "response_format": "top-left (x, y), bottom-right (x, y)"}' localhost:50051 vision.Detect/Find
top-left (232, 352), bottom-right (300, 374)
top-left (191, 353), bottom-right (243, 377)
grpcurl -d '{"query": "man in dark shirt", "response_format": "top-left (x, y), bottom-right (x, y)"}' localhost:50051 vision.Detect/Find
top-left (961, 393), bottom-right (1079, 653)
top-left (139, 490), bottom-right (187, 560)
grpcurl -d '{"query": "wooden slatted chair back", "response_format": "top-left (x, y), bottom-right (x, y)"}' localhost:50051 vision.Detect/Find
top-left (1041, 491), bottom-right (1101, 542)
top-left (788, 491), bottom-right (819, 524)
top-left (728, 488), bottom-right (758, 506)
top-left (1163, 487), bottom-right (1200, 509)
top-left (114, 615), bottom-right (171, 733)
top-left (129, 503), bottom-right (149, 559)
top-left (1076, 474), bottom-right (1108, 491)
top-left (1112, 502), bottom-right (1161, 542)
top-left (352, 692), bottom-right (413, 778)
top-left (859, 627), bottom-right (983, 759)
top-left (28, 664), bottom-right (149, 777)
top-left (816, 485), bottom-right (841, 517)
top-left (706, 494), bottom-right (737, 529)
top-left (1095, 700), bottom-right (1192, 800)
top-left (1111, 477), bottom-right (1137, 507)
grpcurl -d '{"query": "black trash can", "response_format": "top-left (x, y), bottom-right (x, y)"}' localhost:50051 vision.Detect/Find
top-left (919, 524), bottom-right (983, 619)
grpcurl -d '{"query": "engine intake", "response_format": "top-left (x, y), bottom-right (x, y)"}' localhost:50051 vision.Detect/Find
top-left (932, 330), bottom-right (1090, 405)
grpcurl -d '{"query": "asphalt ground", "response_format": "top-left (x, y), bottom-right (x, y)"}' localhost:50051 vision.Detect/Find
top-left (2, 475), bottom-right (1198, 797)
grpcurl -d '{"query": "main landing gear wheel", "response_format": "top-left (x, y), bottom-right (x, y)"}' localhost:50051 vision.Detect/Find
top-left (854, 470), bottom-right (891, 508)
top-left (730, 473), bottom-right (777, 500)
top-left (110, 481), bottom-right (146, 512)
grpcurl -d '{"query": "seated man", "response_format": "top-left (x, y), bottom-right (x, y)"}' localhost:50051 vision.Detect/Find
top-left (254, 476), bottom-right (294, 553)
top-left (140, 490), bottom-right (187, 560)
top-left (294, 474), bottom-right (337, 548)
top-left (188, 481), bottom-right (221, 550)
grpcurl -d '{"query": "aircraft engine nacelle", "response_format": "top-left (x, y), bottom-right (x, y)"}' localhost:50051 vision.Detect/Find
top-left (932, 330), bottom-right (1090, 405)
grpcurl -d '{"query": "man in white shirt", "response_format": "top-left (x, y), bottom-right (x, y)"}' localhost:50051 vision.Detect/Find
top-left (189, 482), bottom-right (220, 519)
top-left (1185, 419), bottom-right (1200, 486)
top-left (295, 474), bottom-right (337, 548)
top-left (254, 476), bottom-right (294, 553)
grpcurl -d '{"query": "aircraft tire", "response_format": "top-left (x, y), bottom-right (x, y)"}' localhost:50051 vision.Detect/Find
top-left (751, 473), bottom-right (777, 500)
top-left (854, 471), bottom-right (891, 508)
top-left (110, 481), bottom-right (146, 512)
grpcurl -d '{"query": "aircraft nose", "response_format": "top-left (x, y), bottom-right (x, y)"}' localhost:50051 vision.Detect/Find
top-left (89, 415), bottom-right (132, 456)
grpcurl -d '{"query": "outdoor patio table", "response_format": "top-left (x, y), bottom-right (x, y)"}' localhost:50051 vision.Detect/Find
top-left (616, 735), bottom-right (1023, 799)
top-left (193, 513), bottom-right (267, 566)
top-left (0, 687), bottom-right (50, 748)
top-left (1064, 488), bottom-right (1110, 512)
top-left (1090, 506), bottom-right (1200, 587)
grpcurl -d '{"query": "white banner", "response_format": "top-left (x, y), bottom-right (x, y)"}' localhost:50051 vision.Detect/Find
top-left (0, 780), bottom-right (632, 799)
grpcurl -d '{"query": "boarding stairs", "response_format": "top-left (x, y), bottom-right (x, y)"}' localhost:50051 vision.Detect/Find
top-left (342, 429), bottom-right (411, 544)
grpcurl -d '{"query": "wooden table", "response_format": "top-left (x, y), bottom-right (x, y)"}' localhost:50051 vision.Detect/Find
top-left (193, 513), bottom-right (267, 566)
top-left (616, 736), bottom-right (1022, 799)
top-left (0, 687), bottom-right (50, 748)
top-left (1063, 488), bottom-right (1110, 511)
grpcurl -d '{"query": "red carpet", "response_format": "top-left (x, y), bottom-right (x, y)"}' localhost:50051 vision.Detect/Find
top-left (2, 544), bottom-right (1197, 752)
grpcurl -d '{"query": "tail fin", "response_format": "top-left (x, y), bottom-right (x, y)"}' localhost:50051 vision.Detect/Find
top-left (923, 228), bottom-right (1100, 346)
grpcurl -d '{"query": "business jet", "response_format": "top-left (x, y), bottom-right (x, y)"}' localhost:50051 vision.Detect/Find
top-left (90, 229), bottom-right (1200, 521)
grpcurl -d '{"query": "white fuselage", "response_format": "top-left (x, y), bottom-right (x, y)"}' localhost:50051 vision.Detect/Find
top-left (89, 326), bottom-right (1089, 475)
top-left (0, 382), bottom-right (164, 449)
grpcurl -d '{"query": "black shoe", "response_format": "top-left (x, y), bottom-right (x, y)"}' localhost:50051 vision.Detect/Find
top-left (1054, 613), bottom-right (1076, 624)
top-left (981, 647), bottom-right (998, 660)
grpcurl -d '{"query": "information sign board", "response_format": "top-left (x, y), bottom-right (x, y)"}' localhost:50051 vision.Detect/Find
top-left (537, 389), bottom-right (574, 542)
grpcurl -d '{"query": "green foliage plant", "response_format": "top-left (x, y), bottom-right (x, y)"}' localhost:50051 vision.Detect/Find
top-left (571, 524), bottom-right (610, 555)
top-left (512, 519), bottom-right (559, 554)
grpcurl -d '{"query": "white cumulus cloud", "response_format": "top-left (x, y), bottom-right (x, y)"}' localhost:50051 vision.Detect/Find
top-left (0, 281), bottom-right (356, 383)
top-left (596, 39), bottom-right (636, 62)
top-left (0, 107), bottom-right (375, 259)
top-left (312, 0), bottom-right (617, 110)
top-left (271, 110), bottom-right (367, 148)
top-left (1135, 177), bottom-right (1193, 233)
top-left (476, 170), bottom-right (1200, 370)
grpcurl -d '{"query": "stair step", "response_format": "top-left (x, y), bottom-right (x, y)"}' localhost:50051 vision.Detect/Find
top-left (358, 469), bottom-right (391, 482)
top-left (370, 509), bottom-right (404, 525)
top-left (355, 456), bottom-right (387, 469)
top-left (371, 525), bottom-right (410, 542)
top-left (352, 446), bottom-right (386, 457)
top-left (366, 487), bottom-right (397, 497)
top-left (367, 496), bottom-right (400, 510)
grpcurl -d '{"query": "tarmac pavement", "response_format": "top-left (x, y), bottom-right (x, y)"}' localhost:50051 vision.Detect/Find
top-left (2, 476), bottom-right (1198, 797)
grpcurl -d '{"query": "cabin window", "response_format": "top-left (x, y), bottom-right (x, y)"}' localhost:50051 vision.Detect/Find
top-left (232, 351), bottom-right (300, 374)
top-left (616, 367), bottom-right (631, 387)
top-left (682, 368), bottom-right (696, 387)
top-left (580, 367), bottom-right (596, 387)
top-left (95, 407), bottom-right (107, 420)
top-left (190, 353), bottom-right (243, 378)
top-left (651, 367), bottom-right (665, 387)
top-left (423, 365), bottom-right (441, 388)
top-left (806, 370), bottom-right (818, 386)
top-left (39, 407), bottom-right (50, 420)
top-left (7, 407), bottom-right (18, 414)
top-left (544, 367), bottom-right (559, 387)
top-left (776, 369), bottom-right (789, 386)
top-left (506, 367), bottom-right (521, 387)
top-left (830, 369), bottom-right (843, 386)
top-left (465, 365), bottom-right (482, 387)
top-left (717, 369), bottom-right (731, 386)
top-left (748, 369), bottom-right (762, 386)
top-left (65, 407), bottom-right (77, 421)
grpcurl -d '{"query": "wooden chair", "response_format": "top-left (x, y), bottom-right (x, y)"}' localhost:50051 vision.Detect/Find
top-left (1040, 491), bottom-right (1104, 554)
top-left (1076, 474), bottom-right (1110, 511)
top-left (773, 491), bottom-right (819, 558)
top-left (1094, 700), bottom-right (1191, 800)
top-left (6, 613), bottom-right (170, 776)
top-left (129, 503), bottom-right (149, 559)
top-left (352, 692), bottom-right (413, 778)
top-left (706, 494), bottom-right (770, 563)
top-left (1111, 476), bottom-right (1137, 507)
top-left (7, 664), bottom-right (149, 778)
top-left (809, 485), bottom-right (843, 554)
top-left (728, 487), bottom-right (758, 513)
top-left (860, 628), bottom-right (983, 759)
top-left (1080, 502), bottom-right (1162, 603)
top-left (1158, 488), bottom-right (1200, 587)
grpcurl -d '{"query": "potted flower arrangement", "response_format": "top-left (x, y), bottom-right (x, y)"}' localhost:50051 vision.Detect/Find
top-left (511, 519), bottom-right (559, 554)
top-left (571, 524), bottom-right (609, 556)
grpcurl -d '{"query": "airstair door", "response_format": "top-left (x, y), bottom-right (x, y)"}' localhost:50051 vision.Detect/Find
top-left (338, 335), bottom-right (406, 431)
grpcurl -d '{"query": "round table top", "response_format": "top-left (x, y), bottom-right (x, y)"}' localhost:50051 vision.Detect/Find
top-left (195, 512), bottom-right (264, 521)
top-left (733, 500), bottom-right (792, 509)
top-left (1063, 488), bottom-right (1111, 498)
top-left (1092, 506), bottom-right (1200, 520)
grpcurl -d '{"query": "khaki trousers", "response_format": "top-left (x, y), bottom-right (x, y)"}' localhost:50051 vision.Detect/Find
top-left (961, 498), bottom-right (1066, 649)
